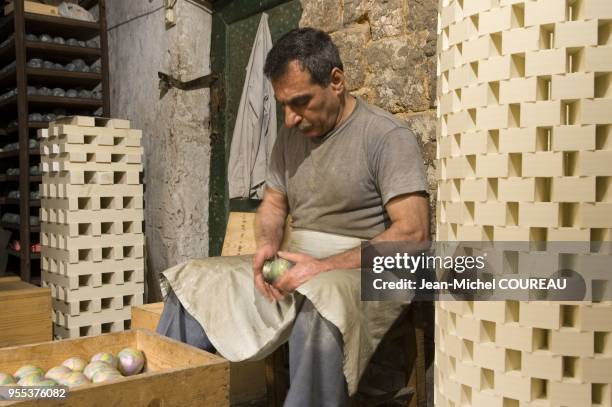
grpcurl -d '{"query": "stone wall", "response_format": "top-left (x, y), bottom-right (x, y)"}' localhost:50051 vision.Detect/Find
top-left (106, 0), bottom-right (212, 300)
top-left (300, 0), bottom-right (439, 228)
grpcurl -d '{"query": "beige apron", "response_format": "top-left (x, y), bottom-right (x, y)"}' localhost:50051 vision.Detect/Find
top-left (161, 229), bottom-right (408, 395)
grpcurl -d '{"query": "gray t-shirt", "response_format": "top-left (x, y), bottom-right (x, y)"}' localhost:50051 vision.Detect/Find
top-left (266, 98), bottom-right (428, 240)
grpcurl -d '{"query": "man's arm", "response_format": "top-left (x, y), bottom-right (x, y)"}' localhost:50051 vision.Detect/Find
top-left (255, 187), bottom-right (288, 250)
top-left (320, 191), bottom-right (429, 270)
top-left (274, 192), bottom-right (430, 293)
top-left (253, 186), bottom-right (289, 301)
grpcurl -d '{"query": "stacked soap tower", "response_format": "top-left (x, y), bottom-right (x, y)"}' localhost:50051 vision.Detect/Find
top-left (39, 116), bottom-right (145, 339)
top-left (436, 0), bottom-right (612, 405)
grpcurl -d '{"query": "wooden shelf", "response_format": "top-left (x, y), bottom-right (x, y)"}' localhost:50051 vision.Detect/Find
top-left (27, 67), bottom-right (102, 88)
top-left (6, 121), bottom-right (48, 134)
top-left (0, 148), bottom-right (40, 159)
top-left (29, 94), bottom-right (103, 109)
top-left (0, 175), bottom-right (42, 183)
top-left (0, 222), bottom-right (40, 233)
top-left (2, 1), bottom-right (109, 283)
top-left (25, 12), bottom-right (100, 40)
top-left (1, 94), bottom-right (103, 113)
top-left (26, 40), bottom-right (101, 63)
top-left (8, 249), bottom-right (41, 260)
top-left (0, 198), bottom-right (40, 207)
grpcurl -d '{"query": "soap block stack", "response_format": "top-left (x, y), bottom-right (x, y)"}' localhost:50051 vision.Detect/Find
top-left (39, 116), bottom-right (145, 339)
top-left (435, 0), bottom-right (612, 406)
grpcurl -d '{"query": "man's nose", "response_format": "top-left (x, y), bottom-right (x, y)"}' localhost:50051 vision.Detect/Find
top-left (284, 106), bottom-right (302, 128)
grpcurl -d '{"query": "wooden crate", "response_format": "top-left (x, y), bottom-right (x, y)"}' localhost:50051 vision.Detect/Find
top-left (0, 329), bottom-right (229, 406)
top-left (0, 277), bottom-right (51, 347)
top-left (132, 303), bottom-right (266, 404)
top-left (4, 1), bottom-right (59, 16)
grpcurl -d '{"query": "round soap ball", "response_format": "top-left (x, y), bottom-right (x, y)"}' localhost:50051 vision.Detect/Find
top-left (58, 371), bottom-right (89, 388)
top-left (18, 373), bottom-right (43, 386)
top-left (62, 357), bottom-right (87, 372)
top-left (90, 352), bottom-right (117, 369)
top-left (0, 372), bottom-right (15, 385)
top-left (117, 348), bottom-right (145, 376)
top-left (83, 361), bottom-right (116, 380)
top-left (45, 366), bottom-right (72, 382)
top-left (262, 258), bottom-right (293, 284)
top-left (14, 365), bottom-right (44, 380)
top-left (91, 368), bottom-right (123, 384)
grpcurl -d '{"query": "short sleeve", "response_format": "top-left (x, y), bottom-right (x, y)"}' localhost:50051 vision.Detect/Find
top-left (371, 127), bottom-right (429, 206)
top-left (265, 127), bottom-right (287, 195)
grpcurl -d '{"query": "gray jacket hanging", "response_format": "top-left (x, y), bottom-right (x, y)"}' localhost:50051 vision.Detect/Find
top-left (228, 13), bottom-right (277, 200)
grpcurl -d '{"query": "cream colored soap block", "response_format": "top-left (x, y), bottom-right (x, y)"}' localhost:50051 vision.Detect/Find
top-left (443, 156), bottom-right (466, 179)
top-left (579, 203), bottom-right (612, 228)
top-left (499, 77), bottom-right (537, 104)
top-left (443, 200), bottom-right (463, 224)
top-left (584, 46), bottom-right (612, 72)
top-left (549, 382), bottom-right (591, 407)
top-left (577, 151), bottom-right (612, 176)
top-left (478, 55), bottom-right (514, 83)
top-left (522, 152), bottom-right (564, 177)
top-left (520, 101), bottom-right (563, 128)
top-left (524, 0), bottom-right (566, 27)
top-left (551, 72), bottom-right (595, 100)
top-left (555, 20), bottom-right (599, 48)
top-left (502, 26), bottom-right (539, 55)
top-left (551, 125), bottom-right (596, 151)
top-left (583, 0), bottom-right (612, 19)
top-left (521, 351), bottom-right (563, 381)
top-left (460, 130), bottom-right (489, 155)
top-left (476, 153), bottom-right (518, 178)
top-left (498, 177), bottom-right (540, 202)
top-left (582, 99), bottom-right (612, 125)
top-left (461, 178), bottom-right (489, 202)
top-left (446, 109), bottom-right (475, 135)
top-left (493, 371), bottom-right (531, 402)
top-left (551, 177), bottom-right (596, 202)
top-left (462, 0), bottom-right (497, 17)
top-left (462, 34), bottom-right (497, 64)
top-left (457, 224), bottom-right (488, 240)
top-left (478, 6), bottom-right (512, 35)
top-left (519, 202), bottom-right (560, 227)
top-left (477, 105), bottom-right (515, 130)
top-left (461, 83), bottom-right (493, 109)
top-left (525, 48), bottom-right (566, 77)
top-left (499, 128), bottom-right (541, 153)
top-left (492, 226), bottom-right (531, 242)
top-left (474, 201), bottom-right (510, 226)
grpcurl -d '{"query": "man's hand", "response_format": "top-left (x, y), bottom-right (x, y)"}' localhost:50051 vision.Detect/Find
top-left (273, 251), bottom-right (328, 293)
top-left (253, 244), bottom-right (286, 302)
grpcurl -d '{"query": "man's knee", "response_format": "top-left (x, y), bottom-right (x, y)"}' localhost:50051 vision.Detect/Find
top-left (156, 290), bottom-right (216, 353)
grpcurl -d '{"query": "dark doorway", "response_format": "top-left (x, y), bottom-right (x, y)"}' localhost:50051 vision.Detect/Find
top-left (208, 0), bottom-right (302, 256)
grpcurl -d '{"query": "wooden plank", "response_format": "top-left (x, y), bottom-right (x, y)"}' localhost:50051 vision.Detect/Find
top-left (4, 1), bottom-right (59, 17)
top-left (0, 277), bottom-right (51, 347)
top-left (0, 329), bottom-right (229, 406)
top-left (132, 303), bottom-right (266, 404)
top-left (221, 212), bottom-right (257, 256)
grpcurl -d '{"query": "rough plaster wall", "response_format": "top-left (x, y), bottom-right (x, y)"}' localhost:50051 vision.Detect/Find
top-left (106, 0), bottom-right (212, 300)
top-left (300, 0), bottom-right (439, 232)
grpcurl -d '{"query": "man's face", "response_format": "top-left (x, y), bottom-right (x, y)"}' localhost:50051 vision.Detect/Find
top-left (271, 60), bottom-right (343, 138)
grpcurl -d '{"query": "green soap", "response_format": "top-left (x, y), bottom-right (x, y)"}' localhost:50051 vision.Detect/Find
top-left (262, 258), bottom-right (293, 284)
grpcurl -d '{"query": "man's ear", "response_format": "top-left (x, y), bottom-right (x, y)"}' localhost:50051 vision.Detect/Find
top-left (329, 67), bottom-right (346, 94)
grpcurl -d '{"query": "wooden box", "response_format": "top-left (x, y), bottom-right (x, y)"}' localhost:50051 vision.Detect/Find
top-left (0, 329), bottom-right (229, 406)
top-left (4, 1), bottom-right (59, 17)
top-left (0, 276), bottom-right (51, 347)
top-left (132, 303), bottom-right (266, 404)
